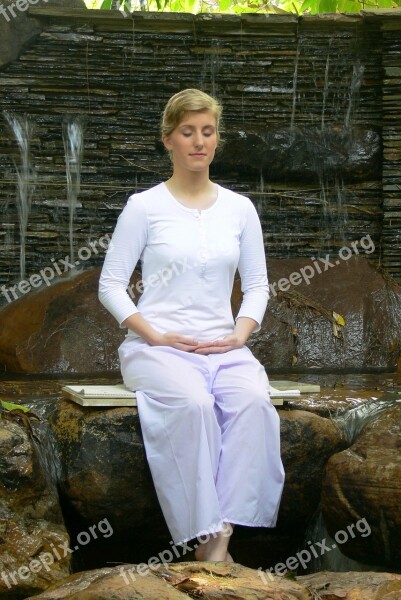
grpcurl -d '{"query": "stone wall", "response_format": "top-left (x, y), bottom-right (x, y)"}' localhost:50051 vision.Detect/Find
top-left (0, 8), bottom-right (400, 289)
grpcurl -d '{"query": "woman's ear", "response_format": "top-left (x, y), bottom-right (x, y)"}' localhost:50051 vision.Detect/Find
top-left (162, 134), bottom-right (172, 151)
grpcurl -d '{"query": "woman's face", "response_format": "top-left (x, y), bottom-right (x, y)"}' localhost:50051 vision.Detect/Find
top-left (162, 110), bottom-right (218, 174)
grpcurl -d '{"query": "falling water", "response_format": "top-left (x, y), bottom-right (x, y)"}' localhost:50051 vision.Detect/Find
top-left (334, 176), bottom-right (348, 241)
top-left (344, 61), bottom-right (365, 130)
top-left (303, 507), bottom-right (383, 573)
top-left (290, 37), bottom-right (301, 130)
top-left (63, 117), bottom-right (84, 265)
top-left (320, 41), bottom-right (332, 132)
top-left (334, 396), bottom-right (398, 445)
top-left (3, 112), bottom-right (37, 280)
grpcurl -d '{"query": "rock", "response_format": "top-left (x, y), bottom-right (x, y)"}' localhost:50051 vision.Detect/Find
top-left (297, 571), bottom-right (401, 599)
top-left (1, 257), bottom-right (401, 374)
top-left (0, 268), bottom-right (127, 374)
top-left (49, 399), bottom-right (346, 570)
top-left (49, 398), bottom-right (170, 566)
top-left (0, 419), bottom-right (70, 598)
top-left (25, 561), bottom-right (310, 599)
top-left (277, 410), bottom-right (347, 530)
top-left (245, 256), bottom-right (401, 372)
top-left (0, 0), bottom-right (86, 69)
top-left (213, 126), bottom-right (381, 183)
top-left (321, 403), bottom-right (401, 568)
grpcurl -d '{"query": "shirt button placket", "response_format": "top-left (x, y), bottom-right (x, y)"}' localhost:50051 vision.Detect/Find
top-left (198, 212), bottom-right (207, 278)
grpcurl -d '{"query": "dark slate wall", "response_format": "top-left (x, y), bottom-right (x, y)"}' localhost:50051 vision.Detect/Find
top-left (0, 9), bottom-right (396, 293)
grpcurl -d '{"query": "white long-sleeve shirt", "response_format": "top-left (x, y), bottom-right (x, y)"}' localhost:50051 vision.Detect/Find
top-left (98, 182), bottom-right (269, 342)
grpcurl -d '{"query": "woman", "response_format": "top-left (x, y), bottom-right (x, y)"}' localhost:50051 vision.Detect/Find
top-left (99, 88), bottom-right (284, 563)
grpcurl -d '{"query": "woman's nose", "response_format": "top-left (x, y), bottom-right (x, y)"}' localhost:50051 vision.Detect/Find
top-left (194, 133), bottom-right (203, 147)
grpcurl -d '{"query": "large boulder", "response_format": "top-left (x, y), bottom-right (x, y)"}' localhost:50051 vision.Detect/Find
top-left (0, 268), bottom-right (125, 374)
top-left (246, 256), bottom-right (401, 372)
top-left (321, 403), bottom-right (401, 569)
top-left (25, 561), bottom-right (310, 600)
top-left (49, 399), bottom-right (346, 569)
top-left (1, 257), bottom-right (401, 374)
top-left (0, 418), bottom-right (70, 598)
top-left (24, 563), bottom-right (401, 600)
top-left (297, 571), bottom-right (401, 600)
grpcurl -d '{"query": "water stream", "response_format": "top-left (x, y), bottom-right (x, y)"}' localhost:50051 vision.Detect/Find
top-left (290, 36), bottom-right (301, 131)
top-left (62, 117), bottom-right (84, 265)
top-left (3, 112), bottom-right (37, 280)
top-left (344, 62), bottom-right (365, 131)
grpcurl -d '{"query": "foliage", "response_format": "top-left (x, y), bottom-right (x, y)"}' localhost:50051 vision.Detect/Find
top-left (0, 399), bottom-right (29, 413)
top-left (84, 0), bottom-right (401, 15)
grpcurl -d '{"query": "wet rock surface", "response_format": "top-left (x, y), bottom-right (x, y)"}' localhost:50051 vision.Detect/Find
top-left (0, 419), bottom-right (70, 598)
top-left (297, 570), bottom-right (401, 599)
top-left (48, 398), bottom-right (346, 569)
top-left (1, 257), bottom-right (401, 374)
top-left (25, 561), bottom-right (310, 599)
top-left (321, 403), bottom-right (401, 569)
top-left (25, 563), bottom-right (401, 600)
top-left (0, 0), bottom-right (86, 69)
top-left (246, 256), bottom-right (401, 372)
top-left (0, 268), bottom-right (126, 374)
top-left (214, 126), bottom-right (382, 182)
top-left (0, 375), bottom-right (400, 595)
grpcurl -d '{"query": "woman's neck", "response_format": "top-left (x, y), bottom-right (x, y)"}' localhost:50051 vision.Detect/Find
top-left (165, 172), bottom-right (217, 207)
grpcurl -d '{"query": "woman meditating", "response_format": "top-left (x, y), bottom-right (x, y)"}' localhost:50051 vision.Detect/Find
top-left (99, 88), bottom-right (285, 562)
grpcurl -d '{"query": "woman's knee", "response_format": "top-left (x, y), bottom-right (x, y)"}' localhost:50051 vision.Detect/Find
top-left (185, 391), bottom-right (215, 415)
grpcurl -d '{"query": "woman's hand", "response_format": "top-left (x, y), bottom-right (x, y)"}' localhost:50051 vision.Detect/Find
top-left (154, 332), bottom-right (200, 352)
top-left (192, 334), bottom-right (245, 354)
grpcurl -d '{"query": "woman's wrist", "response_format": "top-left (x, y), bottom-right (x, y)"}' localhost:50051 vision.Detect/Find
top-left (233, 316), bottom-right (258, 346)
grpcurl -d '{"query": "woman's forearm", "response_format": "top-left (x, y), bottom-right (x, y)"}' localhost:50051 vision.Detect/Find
top-left (122, 312), bottom-right (162, 345)
top-left (234, 316), bottom-right (259, 345)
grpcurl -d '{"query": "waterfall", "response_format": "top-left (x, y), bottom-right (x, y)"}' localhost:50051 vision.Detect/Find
top-left (303, 507), bottom-right (383, 574)
top-left (290, 37), bottom-right (301, 131)
top-left (334, 395), bottom-right (399, 445)
top-left (3, 112), bottom-right (37, 281)
top-left (62, 117), bottom-right (84, 265)
top-left (344, 61), bottom-right (364, 131)
top-left (320, 41), bottom-right (332, 132)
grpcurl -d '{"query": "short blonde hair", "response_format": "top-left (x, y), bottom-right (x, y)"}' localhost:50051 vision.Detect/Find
top-left (161, 88), bottom-right (222, 138)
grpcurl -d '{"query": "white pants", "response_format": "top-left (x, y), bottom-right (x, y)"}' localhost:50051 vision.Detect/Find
top-left (119, 339), bottom-right (285, 546)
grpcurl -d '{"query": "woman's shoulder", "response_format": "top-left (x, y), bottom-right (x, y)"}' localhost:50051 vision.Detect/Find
top-left (217, 184), bottom-right (253, 211)
top-left (125, 182), bottom-right (165, 206)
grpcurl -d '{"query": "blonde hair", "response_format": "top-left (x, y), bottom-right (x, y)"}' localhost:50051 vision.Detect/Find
top-left (161, 88), bottom-right (222, 138)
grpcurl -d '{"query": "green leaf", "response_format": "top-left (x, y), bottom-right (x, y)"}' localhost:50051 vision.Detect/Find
top-left (300, 0), bottom-right (315, 10)
top-left (219, 0), bottom-right (232, 10)
top-left (319, 0), bottom-right (337, 10)
top-left (337, 0), bottom-right (362, 10)
top-left (0, 400), bottom-right (30, 413)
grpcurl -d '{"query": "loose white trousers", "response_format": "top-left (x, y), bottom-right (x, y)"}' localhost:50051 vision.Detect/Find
top-left (119, 340), bottom-right (285, 546)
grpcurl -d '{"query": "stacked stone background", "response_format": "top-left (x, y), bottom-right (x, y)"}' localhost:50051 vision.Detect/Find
top-left (0, 9), bottom-right (399, 287)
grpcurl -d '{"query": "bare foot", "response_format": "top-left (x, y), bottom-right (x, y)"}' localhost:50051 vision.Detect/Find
top-left (225, 551), bottom-right (234, 562)
top-left (194, 541), bottom-right (226, 562)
